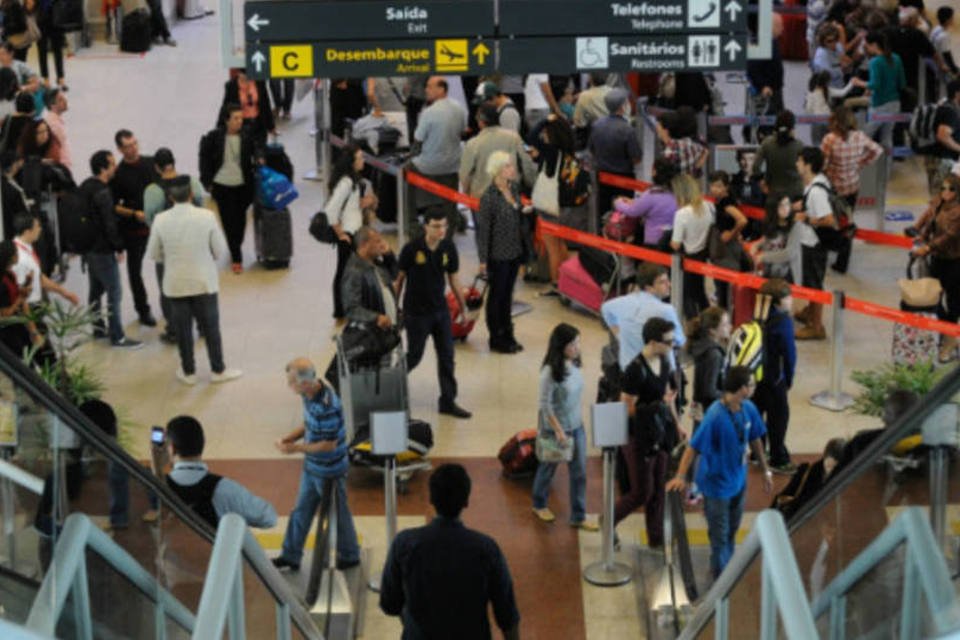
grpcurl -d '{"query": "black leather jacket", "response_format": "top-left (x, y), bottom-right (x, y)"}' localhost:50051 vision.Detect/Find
top-left (341, 253), bottom-right (396, 324)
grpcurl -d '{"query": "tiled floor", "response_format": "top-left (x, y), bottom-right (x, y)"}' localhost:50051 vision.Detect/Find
top-left (31, 12), bottom-right (960, 638)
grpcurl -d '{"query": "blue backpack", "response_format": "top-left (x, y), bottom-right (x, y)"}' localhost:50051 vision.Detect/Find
top-left (256, 166), bottom-right (298, 210)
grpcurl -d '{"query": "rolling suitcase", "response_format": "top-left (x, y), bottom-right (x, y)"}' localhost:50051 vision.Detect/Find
top-left (349, 419), bottom-right (434, 466)
top-left (557, 255), bottom-right (605, 313)
top-left (893, 256), bottom-right (941, 365)
top-left (253, 204), bottom-right (293, 268)
top-left (448, 275), bottom-right (487, 341)
top-left (498, 429), bottom-right (539, 478)
top-left (119, 9), bottom-right (151, 53)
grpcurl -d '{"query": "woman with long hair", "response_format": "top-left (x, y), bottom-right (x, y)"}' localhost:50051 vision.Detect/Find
top-left (750, 109), bottom-right (804, 200)
top-left (863, 30), bottom-right (905, 152)
top-left (17, 118), bottom-right (61, 164)
top-left (820, 105), bottom-right (883, 273)
top-left (670, 174), bottom-right (715, 319)
top-left (531, 323), bottom-right (598, 530)
top-left (707, 170), bottom-right (749, 309)
top-left (328, 142), bottom-right (377, 319)
top-left (476, 150), bottom-right (530, 353)
top-left (906, 173), bottom-right (960, 362)
top-left (613, 157), bottom-right (679, 249)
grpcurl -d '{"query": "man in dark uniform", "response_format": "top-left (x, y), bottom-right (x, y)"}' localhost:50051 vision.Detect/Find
top-left (111, 129), bottom-right (157, 327)
top-left (396, 209), bottom-right (471, 419)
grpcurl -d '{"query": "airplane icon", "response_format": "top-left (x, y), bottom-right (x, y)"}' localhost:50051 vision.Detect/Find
top-left (440, 45), bottom-right (465, 61)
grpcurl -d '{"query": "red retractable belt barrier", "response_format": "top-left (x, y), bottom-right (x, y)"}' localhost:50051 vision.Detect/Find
top-left (596, 172), bottom-right (916, 250)
top-left (405, 169), bottom-right (960, 337)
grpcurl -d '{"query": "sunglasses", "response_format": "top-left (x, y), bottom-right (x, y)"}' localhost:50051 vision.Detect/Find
top-left (942, 185), bottom-right (956, 192)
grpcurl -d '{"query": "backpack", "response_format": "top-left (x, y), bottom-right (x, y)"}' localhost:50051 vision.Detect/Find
top-left (558, 153), bottom-right (590, 207)
top-left (724, 293), bottom-right (771, 383)
top-left (908, 100), bottom-right (946, 153)
top-left (56, 183), bottom-right (97, 254)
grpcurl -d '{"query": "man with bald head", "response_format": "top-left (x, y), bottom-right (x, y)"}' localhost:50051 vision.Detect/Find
top-left (273, 357), bottom-right (360, 572)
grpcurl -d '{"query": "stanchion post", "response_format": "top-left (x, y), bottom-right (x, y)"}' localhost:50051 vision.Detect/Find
top-left (368, 411), bottom-right (406, 593)
top-left (584, 403), bottom-right (632, 587)
top-left (589, 160), bottom-right (599, 236)
top-left (396, 166), bottom-right (406, 248)
top-left (810, 290), bottom-right (854, 412)
top-left (670, 253), bottom-right (684, 321)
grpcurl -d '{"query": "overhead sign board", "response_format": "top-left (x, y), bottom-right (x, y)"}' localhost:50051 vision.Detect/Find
top-left (244, 0), bottom-right (496, 42)
top-left (246, 38), bottom-right (495, 79)
top-left (498, 34), bottom-right (747, 74)
top-left (499, 0), bottom-right (746, 36)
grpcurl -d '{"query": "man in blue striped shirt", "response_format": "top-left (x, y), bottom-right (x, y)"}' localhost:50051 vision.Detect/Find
top-left (273, 357), bottom-right (361, 572)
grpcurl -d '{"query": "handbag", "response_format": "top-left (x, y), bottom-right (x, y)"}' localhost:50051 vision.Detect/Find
top-left (340, 324), bottom-right (401, 368)
top-left (899, 255), bottom-right (942, 308)
top-left (531, 161), bottom-right (559, 216)
top-left (309, 211), bottom-right (339, 244)
top-left (8, 15), bottom-right (41, 50)
top-left (535, 412), bottom-right (574, 463)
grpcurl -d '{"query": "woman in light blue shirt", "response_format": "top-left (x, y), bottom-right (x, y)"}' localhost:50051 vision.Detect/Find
top-left (531, 323), bottom-right (598, 530)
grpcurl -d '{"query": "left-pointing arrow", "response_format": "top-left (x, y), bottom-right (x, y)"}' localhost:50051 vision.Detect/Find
top-left (247, 13), bottom-right (270, 32)
top-left (251, 50), bottom-right (266, 72)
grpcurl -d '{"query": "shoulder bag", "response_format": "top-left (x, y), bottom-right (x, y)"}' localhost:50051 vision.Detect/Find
top-left (309, 183), bottom-right (353, 244)
top-left (8, 14), bottom-right (40, 50)
top-left (531, 158), bottom-right (559, 216)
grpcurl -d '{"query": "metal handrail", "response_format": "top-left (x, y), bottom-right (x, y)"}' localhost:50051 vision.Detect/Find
top-left (194, 514), bottom-right (324, 640)
top-left (25, 513), bottom-right (196, 636)
top-left (0, 344), bottom-right (321, 637)
top-left (0, 459), bottom-right (42, 495)
top-left (0, 618), bottom-right (53, 639)
top-left (811, 507), bottom-right (960, 639)
top-left (677, 510), bottom-right (818, 640)
top-left (680, 366), bottom-right (960, 638)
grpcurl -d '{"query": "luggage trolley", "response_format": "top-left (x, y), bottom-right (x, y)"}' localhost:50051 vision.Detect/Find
top-left (334, 334), bottom-right (431, 491)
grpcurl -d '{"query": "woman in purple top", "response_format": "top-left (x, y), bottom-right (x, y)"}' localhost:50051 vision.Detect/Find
top-left (613, 158), bottom-right (679, 249)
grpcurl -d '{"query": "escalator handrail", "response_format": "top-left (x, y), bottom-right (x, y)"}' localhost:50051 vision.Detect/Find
top-left (810, 507), bottom-right (960, 633)
top-left (680, 365), bottom-right (960, 638)
top-left (0, 345), bottom-right (320, 637)
top-left (194, 514), bottom-right (324, 640)
top-left (0, 458), bottom-right (43, 494)
top-left (678, 510), bottom-right (819, 640)
top-left (25, 512), bottom-right (196, 635)
top-left (0, 618), bottom-right (53, 640)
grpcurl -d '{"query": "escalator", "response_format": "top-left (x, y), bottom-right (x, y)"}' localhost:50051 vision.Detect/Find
top-left (667, 365), bottom-right (960, 638)
top-left (0, 344), bottom-right (327, 638)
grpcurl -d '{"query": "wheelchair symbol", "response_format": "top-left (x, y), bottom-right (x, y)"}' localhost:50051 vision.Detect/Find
top-left (576, 37), bottom-right (607, 69)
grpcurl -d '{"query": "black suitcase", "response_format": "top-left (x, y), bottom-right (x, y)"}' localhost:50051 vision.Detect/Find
top-left (578, 246), bottom-right (616, 287)
top-left (253, 204), bottom-right (292, 269)
top-left (120, 10), bottom-right (151, 53)
top-left (263, 142), bottom-right (293, 181)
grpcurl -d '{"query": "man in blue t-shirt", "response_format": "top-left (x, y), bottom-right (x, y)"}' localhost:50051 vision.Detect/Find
top-left (273, 357), bottom-right (360, 572)
top-left (667, 366), bottom-right (773, 578)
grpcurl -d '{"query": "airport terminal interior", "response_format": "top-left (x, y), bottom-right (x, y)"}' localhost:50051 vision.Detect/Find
top-left (0, 1), bottom-right (959, 638)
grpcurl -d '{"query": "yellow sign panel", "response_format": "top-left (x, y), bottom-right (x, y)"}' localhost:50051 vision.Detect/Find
top-left (435, 39), bottom-right (468, 72)
top-left (270, 45), bottom-right (313, 78)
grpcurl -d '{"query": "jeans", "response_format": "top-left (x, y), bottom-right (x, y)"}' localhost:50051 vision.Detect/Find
top-left (486, 258), bottom-right (520, 348)
top-left (531, 427), bottom-right (587, 523)
top-left (281, 472), bottom-right (360, 566)
top-left (865, 100), bottom-right (900, 154)
top-left (123, 234), bottom-right (151, 317)
top-left (704, 490), bottom-right (745, 579)
top-left (169, 293), bottom-right (225, 375)
top-left (212, 183), bottom-right (254, 264)
top-left (614, 444), bottom-right (668, 547)
top-left (86, 252), bottom-right (124, 343)
top-left (405, 309), bottom-right (457, 404)
top-left (108, 461), bottom-right (129, 528)
top-left (332, 236), bottom-right (354, 318)
top-left (754, 380), bottom-right (790, 467)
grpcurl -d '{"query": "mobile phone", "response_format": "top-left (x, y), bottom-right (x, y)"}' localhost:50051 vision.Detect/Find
top-left (151, 426), bottom-right (165, 445)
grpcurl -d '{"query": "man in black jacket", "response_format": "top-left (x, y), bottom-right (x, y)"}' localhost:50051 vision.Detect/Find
top-left (341, 226), bottom-right (397, 328)
top-left (84, 150), bottom-right (142, 349)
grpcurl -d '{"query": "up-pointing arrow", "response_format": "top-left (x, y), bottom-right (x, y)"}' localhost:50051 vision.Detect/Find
top-left (723, 39), bottom-right (742, 62)
top-left (724, 0), bottom-right (742, 22)
top-left (251, 50), bottom-right (266, 72)
top-left (247, 13), bottom-right (270, 32)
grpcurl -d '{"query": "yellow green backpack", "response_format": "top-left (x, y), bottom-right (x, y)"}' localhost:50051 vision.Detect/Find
top-left (724, 293), bottom-right (772, 383)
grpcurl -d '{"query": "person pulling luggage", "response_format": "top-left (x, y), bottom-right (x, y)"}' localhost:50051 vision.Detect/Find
top-left (395, 210), bottom-right (471, 419)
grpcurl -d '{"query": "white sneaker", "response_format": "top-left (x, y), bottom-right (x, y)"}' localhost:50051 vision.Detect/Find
top-left (176, 368), bottom-right (197, 386)
top-left (211, 368), bottom-right (243, 383)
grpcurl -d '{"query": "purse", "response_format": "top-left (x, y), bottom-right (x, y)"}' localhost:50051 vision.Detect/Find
top-left (899, 255), bottom-right (942, 308)
top-left (535, 412), bottom-right (574, 463)
top-left (8, 15), bottom-right (41, 50)
top-left (308, 184), bottom-right (352, 244)
top-left (340, 324), bottom-right (401, 368)
top-left (531, 161), bottom-right (559, 217)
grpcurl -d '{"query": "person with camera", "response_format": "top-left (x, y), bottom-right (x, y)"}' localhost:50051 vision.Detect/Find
top-left (613, 317), bottom-right (686, 550)
top-left (395, 210), bottom-right (470, 419)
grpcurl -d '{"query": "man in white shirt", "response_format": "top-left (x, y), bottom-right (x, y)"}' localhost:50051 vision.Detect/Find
top-left (146, 176), bottom-right (242, 385)
top-left (410, 76), bottom-right (467, 238)
top-left (523, 74), bottom-right (561, 131)
top-left (11, 214), bottom-right (78, 307)
top-left (794, 147), bottom-right (836, 341)
top-left (932, 7), bottom-right (958, 77)
top-left (41, 89), bottom-right (71, 171)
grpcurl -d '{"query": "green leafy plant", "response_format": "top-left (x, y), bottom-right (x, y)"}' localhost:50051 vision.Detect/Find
top-left (850, 362), bottom-right (950, 417)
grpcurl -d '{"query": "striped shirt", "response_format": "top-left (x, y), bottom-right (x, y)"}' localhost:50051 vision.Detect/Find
top-left (303, 386), bottom-right (349, 478)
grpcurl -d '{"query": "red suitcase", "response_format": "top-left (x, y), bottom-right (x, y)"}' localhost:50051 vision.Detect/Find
top-left (448, 275), bottom-right (487, 341)
top-left (497, 429), bottom-right (539, 478)
top-left (779, 1), bottom-right (808, 61)
top-left (557, 255), bottom-right (606, 313)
